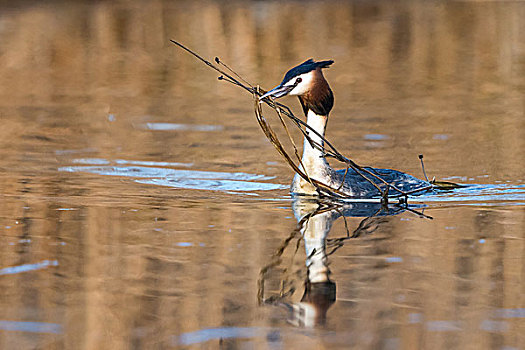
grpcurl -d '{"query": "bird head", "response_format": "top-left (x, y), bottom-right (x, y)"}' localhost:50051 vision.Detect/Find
top-left (261, 59), bottom-right (334, 116)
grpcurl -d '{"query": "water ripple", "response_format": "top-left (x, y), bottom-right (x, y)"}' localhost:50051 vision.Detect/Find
top-left (59, 159), bottom-right (287, 193)
top-left (0, 260), bottom-right (58, 276)
top-left (142, 123), bottom-right (223, 132)
top-left (418, 183), bottom-right (525, 204)
top-left (174, 327), bottom-right (271, 346)
top-left (0, 321), bottom-right (62, 334)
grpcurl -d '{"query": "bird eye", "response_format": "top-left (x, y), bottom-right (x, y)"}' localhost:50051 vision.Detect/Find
top-left (296, 77), bottom-right (302, 84)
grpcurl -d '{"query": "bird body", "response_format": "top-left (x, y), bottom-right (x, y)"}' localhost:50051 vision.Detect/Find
top-left (261, 59), bottom-right (430, 198)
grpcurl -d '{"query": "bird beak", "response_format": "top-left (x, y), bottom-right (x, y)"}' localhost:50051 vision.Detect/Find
top-left (259, 84), bottom-right (294, 100)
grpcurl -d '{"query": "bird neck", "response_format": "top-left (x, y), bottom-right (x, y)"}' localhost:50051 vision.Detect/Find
top-left (300, 109), bottom-right (330, 173)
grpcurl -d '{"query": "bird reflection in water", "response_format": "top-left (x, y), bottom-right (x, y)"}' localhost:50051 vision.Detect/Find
top-left (258, 198), bottom-right (429, 328)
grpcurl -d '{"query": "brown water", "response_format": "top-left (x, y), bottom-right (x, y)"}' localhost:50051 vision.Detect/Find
top-left (1, 1), bottom-right (524, 349)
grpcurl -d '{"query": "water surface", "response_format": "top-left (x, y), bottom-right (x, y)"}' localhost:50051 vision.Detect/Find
top-left (0, 1), bottom-right (524, 349)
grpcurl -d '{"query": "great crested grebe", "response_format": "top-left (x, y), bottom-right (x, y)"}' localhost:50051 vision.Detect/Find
top-left (260, 59), bottom-right (431, 198)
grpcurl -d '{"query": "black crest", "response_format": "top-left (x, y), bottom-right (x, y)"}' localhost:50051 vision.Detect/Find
top-left (280, 59), bottom-right (334, 85)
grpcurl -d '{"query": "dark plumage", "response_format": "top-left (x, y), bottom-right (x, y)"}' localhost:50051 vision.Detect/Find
top-left (279, 59), bottom-right (334, 86)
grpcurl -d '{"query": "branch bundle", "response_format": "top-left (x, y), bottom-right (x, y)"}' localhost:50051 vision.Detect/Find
top-left (171, 40), bottom-right (440, 202)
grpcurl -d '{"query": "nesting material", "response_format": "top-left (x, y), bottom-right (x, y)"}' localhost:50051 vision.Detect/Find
top-left (170, 40), bottom-right (460, 202)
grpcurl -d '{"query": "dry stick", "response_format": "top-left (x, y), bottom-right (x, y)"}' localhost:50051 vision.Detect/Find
top-left (171, 41), bottom-right (325, 193)
top-left (170, 40), bottom-right (386, 198)
top-left (402, 206), bottom-right (434, 220)
top-left (258, 101), bottom-right (356, 198)
top-left (215, 57), bottom-right (254, 89)
top-left (269, 100), bottom-right (436, 197)
top-left (170, 40), bottom-right (252, 94)
top-left (268, 103), bottom-right (383, 188)
top-left (270, 102), bottom-right (416, 197)
top-left (419, 154), bottom-right (430, 182)
top-left (334, 206), bottom-right (351, 237)
top-left (277, 103), bottom-right (434, 197)
top-left (272, 105), bottom-right (403, 198)
top-left (171, 40), bottom-right (433, 199)
top-left (337, 166), bottom-right (350, 191)
top-left (274, 106), bottom-right (412, 198)
top-left (173, 40), bottom-right (408, 197)
top-left (268, 102), bottom-right (389, 197)
top-left (265, 83), bottom-right (421, 197)
top-left (254, 96), bottom-right (347, 198)
top-left (272, 101), bottom-right (315, 188)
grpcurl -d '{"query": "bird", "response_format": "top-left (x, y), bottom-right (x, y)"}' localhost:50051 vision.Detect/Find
top-left (260, 59), bottom-right (432, 198)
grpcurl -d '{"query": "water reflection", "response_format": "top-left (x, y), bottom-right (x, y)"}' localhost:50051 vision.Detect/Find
top-left (0, 260), bottom-right (58, 276)
top-left (0, 321), bottom-right (62, 335)
top-left (259, 197), bottom-right (422, 328)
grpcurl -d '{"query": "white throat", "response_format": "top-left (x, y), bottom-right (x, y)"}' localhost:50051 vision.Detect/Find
top-left (292, 110), bottom-right (331, 194)
top-left (302, 109), bottom-right (330, 171)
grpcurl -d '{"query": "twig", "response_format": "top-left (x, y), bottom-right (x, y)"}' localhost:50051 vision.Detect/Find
top-left (215, 57), bottom-right (254, 89)
top-left (419, 154), bottom-right (429, 182)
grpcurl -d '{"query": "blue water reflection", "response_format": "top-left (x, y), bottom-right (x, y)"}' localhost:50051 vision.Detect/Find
top-left (0, 321), bottom-right (62, 334)
top-left (0, 260), bottom-right (58, 276)
top-left (59, 159), bottom-right (287, 192)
